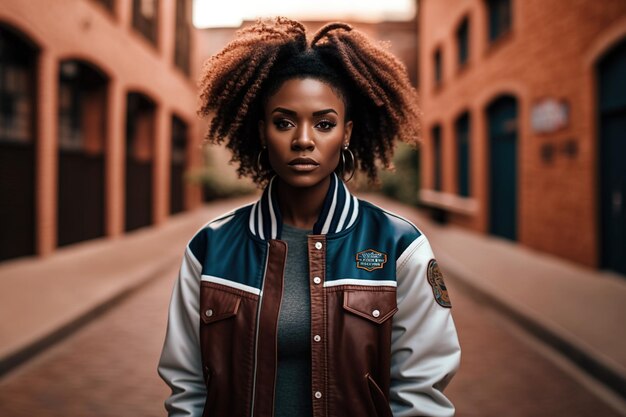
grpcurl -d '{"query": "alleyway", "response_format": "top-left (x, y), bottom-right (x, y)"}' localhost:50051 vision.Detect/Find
top-left (2, 0), bottom-right (625, 415)
top-left (0, 215), bottom-right (621, 416)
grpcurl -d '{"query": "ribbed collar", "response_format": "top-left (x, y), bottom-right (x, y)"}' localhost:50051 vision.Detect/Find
top-left (248, 172), bottom-right (360, 240)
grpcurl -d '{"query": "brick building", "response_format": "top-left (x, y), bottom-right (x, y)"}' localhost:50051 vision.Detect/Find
top-left (0, 0), bottom-right (204, 262)
top-left (418, 0), bottom-right (626, 275)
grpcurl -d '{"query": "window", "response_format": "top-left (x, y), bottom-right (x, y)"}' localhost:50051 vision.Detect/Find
top-left (487, 0), bottom-right (512, 42)
top-left (58, 61), bottom-right (108, 153)
top-left (432, 125), bottom-right (442, 191)
top-left (132, 0), bottom-right (159, 46)
top-left (58, 62), bottom-right (83, 151)
top-left (433, 48), bottom-right (442, 87)
top-left (174, 0), bottom-right (191, 76)
top-left (456, 17), bottom-right (469, 68)
top-left (455, 113), bottom-right (471, 197)
top-left (171, 115), bottom-right (187, 165)
top-left (0, 33), bottom-right (35, 145)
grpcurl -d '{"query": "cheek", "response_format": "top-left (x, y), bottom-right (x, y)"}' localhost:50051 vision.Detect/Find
top-left (321, 140), bottom-right (345, 166)
top-left (265, 130), bottom-right (288, 151)
top-left (330, 133), bottom-right (347, 152)
top-left (265, 140), bottom-right (290, 166)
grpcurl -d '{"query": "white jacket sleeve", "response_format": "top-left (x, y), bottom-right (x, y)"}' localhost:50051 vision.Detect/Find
top-left (157, 245), bottom-right (207, 416)
top-left (390, 234), bottom-right (461, 417)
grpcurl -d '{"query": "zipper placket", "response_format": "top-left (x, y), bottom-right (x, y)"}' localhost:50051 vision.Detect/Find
top-left (270, 241), bottom-right (287, 417)
top-left (250, 242), bottom-right (270, 417)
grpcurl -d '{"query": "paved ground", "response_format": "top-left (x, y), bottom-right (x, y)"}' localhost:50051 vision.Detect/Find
top-left (444, 277), bottom-right (623, 417)
top-left (0, 254), bottom-right (621, 416)
top-left (0, 260), bottom-right (176, 417)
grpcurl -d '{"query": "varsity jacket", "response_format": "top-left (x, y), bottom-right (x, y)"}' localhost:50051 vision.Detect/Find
top-left (158, 172), bottom-right (461, 417)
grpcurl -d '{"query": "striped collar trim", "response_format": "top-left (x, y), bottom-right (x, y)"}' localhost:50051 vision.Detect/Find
top-left (248, 172), bottom-right (360, 240)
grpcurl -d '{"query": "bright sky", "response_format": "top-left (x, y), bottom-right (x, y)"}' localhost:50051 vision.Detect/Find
top-left (193, 0), bottom-right (417, 28)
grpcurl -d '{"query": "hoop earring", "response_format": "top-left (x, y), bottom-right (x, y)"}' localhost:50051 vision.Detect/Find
top-left (256, 146), bottom-right (267, 173)
top-left (341, 147), bottom-right (355, 182)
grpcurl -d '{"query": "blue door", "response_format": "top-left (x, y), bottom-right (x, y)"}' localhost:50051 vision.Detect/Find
top-left (598, 39), bottom-right (626, 276)
top-left (487, 96), bottom-right (518, 240)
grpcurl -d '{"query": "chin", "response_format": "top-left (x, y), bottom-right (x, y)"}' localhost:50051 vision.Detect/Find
top-left (275, 171), bottom-right (331, 189)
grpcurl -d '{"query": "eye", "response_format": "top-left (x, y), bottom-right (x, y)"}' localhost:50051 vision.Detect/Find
top-left (316, 119), bottom-right (337, 131)
top-left (273, 119), bottom-right (294, 130)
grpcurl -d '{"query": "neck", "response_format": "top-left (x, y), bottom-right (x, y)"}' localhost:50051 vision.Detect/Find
top-left (275, 176), bottom-right (331, 230)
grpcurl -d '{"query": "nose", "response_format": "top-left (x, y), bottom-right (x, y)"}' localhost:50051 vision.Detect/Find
top-left (292, 124), bottom-right (315, 151)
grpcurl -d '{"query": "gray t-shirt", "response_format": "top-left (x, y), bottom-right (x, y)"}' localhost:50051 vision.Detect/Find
top-left (274, 222), bottom-right (313, 417)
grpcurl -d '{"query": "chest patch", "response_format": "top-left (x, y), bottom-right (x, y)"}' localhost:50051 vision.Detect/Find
top-left (427, 259), bottom-right (451, 308)
top-left (355, 249), bottom-right (388, 271)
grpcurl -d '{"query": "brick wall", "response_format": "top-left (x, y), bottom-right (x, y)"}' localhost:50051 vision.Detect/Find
top-left (0, 0), bottom-right (203, 257)
top-left (418, 0), bottom-right (626, 267)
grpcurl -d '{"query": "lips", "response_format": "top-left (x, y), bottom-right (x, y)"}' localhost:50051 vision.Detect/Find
top-left (287, 157), bottom-right (319, 173)
top-left (288, 157), bottom-right (319, 166)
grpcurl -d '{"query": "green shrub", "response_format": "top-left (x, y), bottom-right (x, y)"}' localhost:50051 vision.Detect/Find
top-left (186, 152), bottom-right (256, 201)
top-left (358, 142), bottom-right (420, 206)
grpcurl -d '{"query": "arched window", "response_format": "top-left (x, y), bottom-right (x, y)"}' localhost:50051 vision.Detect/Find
top-left (174, 0), bottom-right (192, 76)
top-left (433, 48), bottom-right (443, 88)
top-left (57, 60), bottom-right (108, 247)
top-left (132, 0), bottom-right (159, 45)
top-left (0, 25), bottom-right (38, 261)
top-left (456, 17), bottom-right (470, 68)
top-left (486, 0), bottom-right (512, 43)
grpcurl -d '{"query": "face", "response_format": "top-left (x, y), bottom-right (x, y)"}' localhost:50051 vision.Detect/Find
top-left (258, 77), bottom-right (353, 189)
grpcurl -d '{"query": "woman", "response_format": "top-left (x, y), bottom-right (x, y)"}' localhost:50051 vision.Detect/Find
top-left (158, 17), bottom-right (461, 417)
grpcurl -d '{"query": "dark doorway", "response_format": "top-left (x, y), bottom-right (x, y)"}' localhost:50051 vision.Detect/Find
top-left (432, 125), bottom-right (442, 191)
top-left (170, 115), bottom-right (187, 215)
top-left (125, 92), bottom-right (155, 231)
top-left (598, 39), bottom-right (626, 276)
top-left (455, 112), bottom-right (471, 197)
top-left (0, 26), bottom-right (38, 261)
top-left (57, 60), bottom-right (107, 247)
top-left (487, 95), bottom-right (518, 240)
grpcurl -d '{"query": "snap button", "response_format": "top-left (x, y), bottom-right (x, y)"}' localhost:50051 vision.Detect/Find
top-left (313, 277), bottom-right (321, 284)
top-left (372, 309), bottom-right (380, 318)
top-left (314, 391), bottom-right (322, 399)
top-left (205, 309), bottom-right (214, 317)
top-left (313, 335), bottom-right (321, 342)
top-left (315, 242), bottom-right (322, 250)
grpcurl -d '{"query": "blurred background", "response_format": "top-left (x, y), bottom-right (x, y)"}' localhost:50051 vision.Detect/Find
top-left (0, 0), bottom-right (625, 416)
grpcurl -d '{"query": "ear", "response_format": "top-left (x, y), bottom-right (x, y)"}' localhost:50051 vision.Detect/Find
top-left (343, 120), bottom-right (353, 148)
top-left (258, 120), bottom-right (266, 147)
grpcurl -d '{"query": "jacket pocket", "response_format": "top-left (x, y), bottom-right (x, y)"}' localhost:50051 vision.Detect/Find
top-left (365, 372), bottom-right (394, 417)
top-left (199, 282), bottom-right (255, 416)
top-left (342, 289), bottom-right (398, 324)
top-left (200, 284), bottom-right (242, 324)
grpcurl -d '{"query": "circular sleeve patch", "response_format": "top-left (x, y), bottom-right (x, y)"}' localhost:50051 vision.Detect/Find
top-left (427, 259), bottom-right (451, 308)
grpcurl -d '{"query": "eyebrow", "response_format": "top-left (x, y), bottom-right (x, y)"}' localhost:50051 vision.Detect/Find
top-left (271, 107), bottom-right (338, 117)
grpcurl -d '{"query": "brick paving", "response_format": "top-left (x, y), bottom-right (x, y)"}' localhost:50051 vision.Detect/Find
top-left (0, 263), bottom-right (177, 417)
top-left (0, 258), bottom-right (621, 416)
top-left (444, 277), bottom-right (623, 417)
